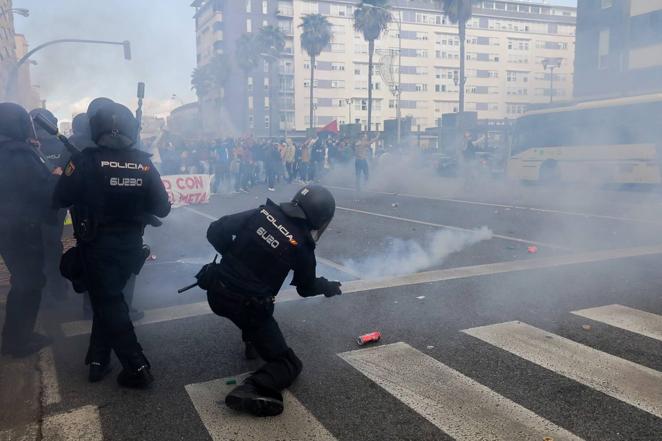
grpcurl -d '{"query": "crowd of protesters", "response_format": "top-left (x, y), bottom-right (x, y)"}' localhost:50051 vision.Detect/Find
top-left (155, 133), bottom-right (381, 193)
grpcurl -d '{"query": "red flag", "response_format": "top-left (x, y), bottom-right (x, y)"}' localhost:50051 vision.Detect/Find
top-left (317, 120), bottom-right (339, 134)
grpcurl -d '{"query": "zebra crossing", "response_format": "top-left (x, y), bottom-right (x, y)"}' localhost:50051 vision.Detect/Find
top-left (184, 303), bottom-right (660, 441)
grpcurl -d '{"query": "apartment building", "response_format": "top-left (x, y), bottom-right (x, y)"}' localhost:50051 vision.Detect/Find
top-left (0, 0), bottom-right (18, 100)
top-left (574, 0), bottom-right (662, 99)
top-left (193, 0), bottom-right (576, 135)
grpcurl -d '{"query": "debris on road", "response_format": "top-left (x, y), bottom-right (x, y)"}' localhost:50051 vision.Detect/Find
top-left (357, 331), bottom-right (382, 346)
top-left (392, 203), bottom-right (399, 208)
top-left (226, 378), bottom-right (237, 385)
top-left (147, 254), bottom-right (157, 261)
top-left (416, 296), bottom-right (426, 300)
top-left (543, 437), bottom-right (554, 441)
top-left (582, 324), bottom-right (592, 331)
top-left (426, 345), bottom-right (434, 349)
top-left (527, 246), bottom-right (538, 254)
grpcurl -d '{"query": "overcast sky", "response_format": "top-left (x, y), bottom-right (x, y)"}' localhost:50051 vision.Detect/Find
top-left (14, 0), bottom-right (577, 122)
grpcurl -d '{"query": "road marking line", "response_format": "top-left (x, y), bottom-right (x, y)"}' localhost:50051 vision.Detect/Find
top-left (339, 342), bottom-right (583, 441)
top-left (463, 321), bottom-right (662, 418)
top-left (337, 206), bottom-right (572, 251)
top-left (185, 374), bottom-right (337, 441)
top-left (571, 304), bottom-right (662, 342)
top-left (328, 185), bottom-right (662, 226)
top-left (62, 243), bottom-right (662, 337)
top-left (41, 405), bottom-right (103, 441)
top-left (39, 347), bottom-right (61, 406)
top-left (184, 206), bottom-right (360, 278)
top-left (62, 301), bottom-right (212, 337)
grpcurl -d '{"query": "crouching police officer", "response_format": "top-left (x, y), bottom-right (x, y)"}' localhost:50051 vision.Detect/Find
top-left (201, 185), bottom-right (342, 417)
top-left (0, 103), bottom-right (55, 357)
top-left (53, 102), bottom-right (170, 388)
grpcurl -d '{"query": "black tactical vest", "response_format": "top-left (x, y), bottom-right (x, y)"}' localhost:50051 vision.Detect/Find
top-left (223, 200), bottom-right (306, 296)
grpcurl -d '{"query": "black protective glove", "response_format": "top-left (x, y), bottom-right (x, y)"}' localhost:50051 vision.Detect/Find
top-left (317, 277), bottom-right (342, 298)
top-left (195, 256), bottom-right (221, 291)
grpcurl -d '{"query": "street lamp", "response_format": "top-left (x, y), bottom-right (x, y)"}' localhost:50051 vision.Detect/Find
top-left (542, 57), bottom-right (562, 104)
top-left (363, 3), bottom-right (401, 145)
top-left (0, 8), bottom-right (30, 18)
top-left (4, 39), bottom-right (132, 101)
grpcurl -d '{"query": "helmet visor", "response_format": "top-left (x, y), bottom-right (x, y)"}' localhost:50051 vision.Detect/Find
top-left (311, 218), bottom-right (332, 242)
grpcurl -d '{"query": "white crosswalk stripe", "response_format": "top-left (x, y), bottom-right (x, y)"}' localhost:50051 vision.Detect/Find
top-left (571, 304), bottom-right (662, 342)
top-left (185, 373), bottom-right (337, 441)
top-left (463, 320), bottom-right (662, 419)
top-left (339, 342), bottom-right (583, 441)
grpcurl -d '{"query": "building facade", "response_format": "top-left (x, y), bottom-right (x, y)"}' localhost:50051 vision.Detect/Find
top-left (193, 0), bottom-right (576, 135)
top-left (0, 0), bottom-right (18, 100)
top-left (574, 0), bottom-right (662, 99)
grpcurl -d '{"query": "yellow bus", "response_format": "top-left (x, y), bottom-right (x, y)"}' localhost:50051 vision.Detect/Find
top-left (508, 93), bottom-right (662, 184)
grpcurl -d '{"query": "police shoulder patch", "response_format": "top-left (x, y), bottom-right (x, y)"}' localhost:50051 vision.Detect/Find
top-left (64, 161), bottom-right (76, 176)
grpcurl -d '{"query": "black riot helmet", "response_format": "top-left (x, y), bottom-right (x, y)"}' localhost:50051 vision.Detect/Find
top-left (281, 185), bottom-right (335, 241)
top-left (89, 102), bottom-right (139, 149)
top-left (0, 102), bottom-right (35, 142)
top-left (71, 113), bottom-right (90, 137)
top-left (87, 97), bottom-right (114, 118)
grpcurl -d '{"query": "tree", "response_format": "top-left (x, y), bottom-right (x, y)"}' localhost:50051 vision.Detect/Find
top-left (191, 54), bottom-right (232, 98)
top-left (440, 0), bottom-right (475, 115)
top-left (235, 33), bottom-right (261, 74)
top-left (256, 25), bottom-right (286, 136)
top-left (354, 0), bottom-right (391, 134)
top-left (300, 14), bottom-right (332, 131)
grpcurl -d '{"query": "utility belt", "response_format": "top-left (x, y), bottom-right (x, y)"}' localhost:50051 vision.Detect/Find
top-left (215, 283), bottom-right (276, 307)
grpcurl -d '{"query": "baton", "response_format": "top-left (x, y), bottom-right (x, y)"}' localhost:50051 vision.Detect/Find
top-left (32, 113), bottom-right (80, 155)
top-left (177, 282), bottom-right (199, 294)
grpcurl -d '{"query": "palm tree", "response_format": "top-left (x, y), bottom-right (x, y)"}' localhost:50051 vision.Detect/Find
top-left (256, 25), bottom-right (286, 136)
top-left (354, 0), bottom-right (391, 134)
top-left (191, 54), bottom-right (232, 98)
top-left (235, 33), bottom-right (261, 74)
top-left (191, 65), bottom-right (214, 98)
top-left (440, 0), bottom-right (475, 115)
top-left (299, 14), bottom-right (332, 130)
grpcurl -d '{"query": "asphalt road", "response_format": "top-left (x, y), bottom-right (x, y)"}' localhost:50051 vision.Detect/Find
top-left (1, 177), bottom-right (662, 441)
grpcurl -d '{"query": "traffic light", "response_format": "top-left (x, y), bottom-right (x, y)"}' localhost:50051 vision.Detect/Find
top-left (122, 41), bottom-right (132, 60)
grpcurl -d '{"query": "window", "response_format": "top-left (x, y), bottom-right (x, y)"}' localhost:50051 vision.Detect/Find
top-left (265, 116), bottom-right (270, 129)
top-left (246, 0), bottom-right (251, 13)
top-left (264, 77), bottom-right (269, 90)
top-left (248, 114), bottom-right (254, 129)
top-left (248, 96), bottom-right (254, 109)
top-left (246, 19), bottom-right (252, 32)
top-left (331, 62), bottom-right (345, 71)
top-left (331, 80), bottom-right (345, 88)
top-left (415, 84), bottom-right (428, 92)
top-left (598, 29), bottom-right (610, 69)
top-left (262, 1), bottom-right (268, 14)
top-left (264, 96), bottom-right (270, 109)
top-left (247, 77), bottom-right (254, 93)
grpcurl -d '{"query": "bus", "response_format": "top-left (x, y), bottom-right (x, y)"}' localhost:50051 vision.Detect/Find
top-left (508, 93), bottom-right (662, 184)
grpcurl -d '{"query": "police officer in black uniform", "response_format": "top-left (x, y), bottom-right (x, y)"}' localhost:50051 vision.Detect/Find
top-left (53, 102), bottom-right (170, 387)
top-left (69, 113), bottom-right (96, 151)
top-left (0, 103), bottom-right (55, 357)
top-left (30, 108), bottom-right (71, 302)
top-left (203, 185), bottom-right (341, 416)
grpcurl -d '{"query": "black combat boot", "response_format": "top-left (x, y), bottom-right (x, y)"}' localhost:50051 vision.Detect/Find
top-left (225, 383), bottom-right (284, 417)
top-left (88, 361), bottom-right (112, 383)
top-left (117, 353), bottom-right (153, 389)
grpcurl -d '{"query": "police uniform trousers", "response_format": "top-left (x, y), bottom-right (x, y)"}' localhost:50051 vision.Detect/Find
top-left (207, 284), bottom-right (302, 393)
top-left (0, 223), bottom-right (46, 348)
top-left (81, 230), bottom-right (145, 369)
top-left (41, 209), bottom-right (69, 299)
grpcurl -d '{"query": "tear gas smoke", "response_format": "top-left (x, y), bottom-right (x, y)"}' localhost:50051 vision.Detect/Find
top-left (342, 226), bottom-right (493, 279)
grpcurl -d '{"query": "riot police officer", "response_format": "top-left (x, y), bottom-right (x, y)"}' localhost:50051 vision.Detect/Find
top-left (203, 185), bottom-right (342, 416)
top-left (53, 102), bottom-right (170, 387)
top-left (30, 108), bottom-right (71, 302)
top-left (0, 103), bottom-right (55, 357)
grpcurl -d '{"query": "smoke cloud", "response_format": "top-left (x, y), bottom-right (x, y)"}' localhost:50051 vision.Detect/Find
top-left (342, 227), bottom-right (493, 279)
